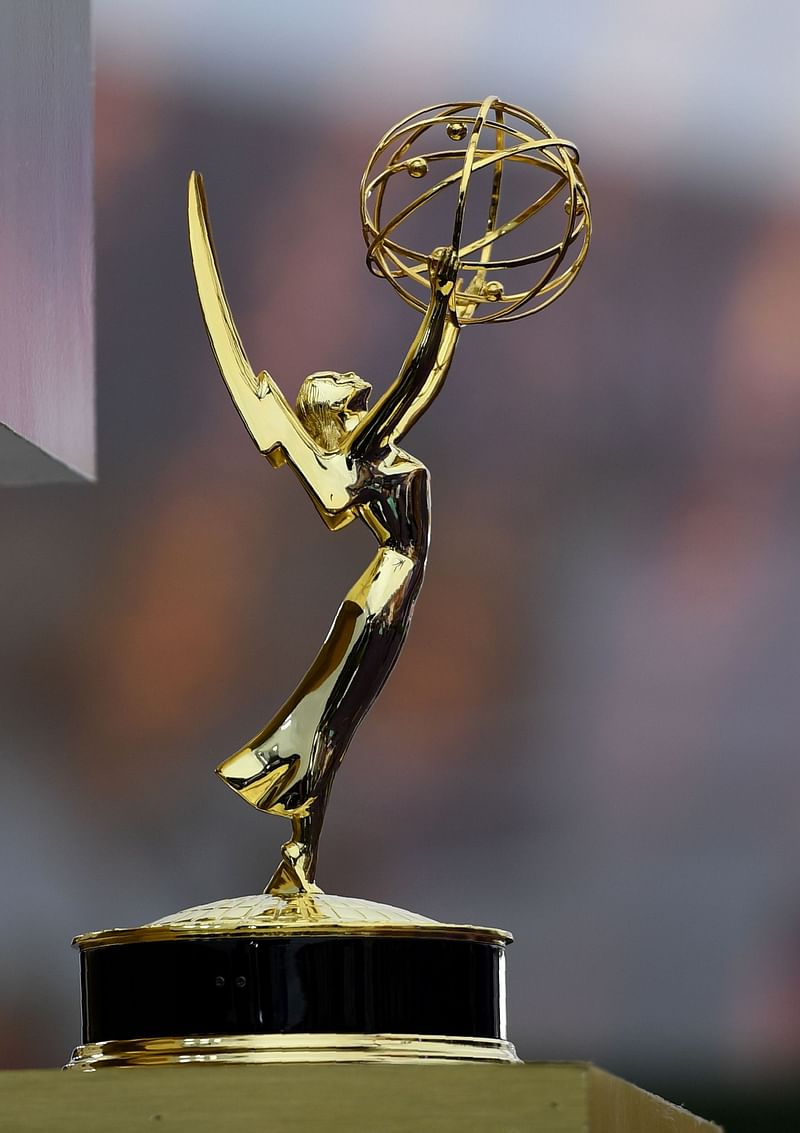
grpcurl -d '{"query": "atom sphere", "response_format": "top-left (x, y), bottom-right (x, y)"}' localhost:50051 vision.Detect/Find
top-left (360, 97), bottom-right (591, 325)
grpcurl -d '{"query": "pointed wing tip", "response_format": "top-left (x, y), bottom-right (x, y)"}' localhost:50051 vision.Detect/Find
top-left (188, 170), bottom-right (206, 208)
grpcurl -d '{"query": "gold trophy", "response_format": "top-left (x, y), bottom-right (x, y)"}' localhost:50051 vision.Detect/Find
top-left (67, 98), bottom-right (591, 1070)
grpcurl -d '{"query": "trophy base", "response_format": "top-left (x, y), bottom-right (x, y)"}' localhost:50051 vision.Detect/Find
top-left (68, 894), bottom-right (516, 1070)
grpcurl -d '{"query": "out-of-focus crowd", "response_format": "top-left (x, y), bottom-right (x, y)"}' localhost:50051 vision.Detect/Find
top-left (2, 25), bottom-right (800, 1081)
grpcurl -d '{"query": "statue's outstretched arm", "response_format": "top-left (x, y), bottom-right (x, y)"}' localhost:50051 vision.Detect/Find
top-left (189, 172), bottom-right (356, 528)
top-left (346, 249), bottom-right (461, 458)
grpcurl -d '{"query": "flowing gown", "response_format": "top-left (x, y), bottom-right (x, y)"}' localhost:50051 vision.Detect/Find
top-left (216, 452), bottom-right (429, 833)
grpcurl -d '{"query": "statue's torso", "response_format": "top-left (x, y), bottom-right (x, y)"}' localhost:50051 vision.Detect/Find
top-left (356, 446), bottom-right (430, 557)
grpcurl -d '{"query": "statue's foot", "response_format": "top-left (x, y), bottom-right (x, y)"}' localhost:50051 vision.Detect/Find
top-left (216, 745), bottom-right (299, 812)
top-left (265, 839), bottom-right (321, 897)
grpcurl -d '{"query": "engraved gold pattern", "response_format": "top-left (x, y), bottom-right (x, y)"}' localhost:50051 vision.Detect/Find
top-left (73, 894), bottom-right (512, 949)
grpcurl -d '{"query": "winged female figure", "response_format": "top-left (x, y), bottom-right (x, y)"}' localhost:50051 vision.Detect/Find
top-left (188, 172), bottom-right (463, 897)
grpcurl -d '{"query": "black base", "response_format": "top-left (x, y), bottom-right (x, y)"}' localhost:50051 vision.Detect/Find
top-left (80, 933), bottom-right (505, 1045)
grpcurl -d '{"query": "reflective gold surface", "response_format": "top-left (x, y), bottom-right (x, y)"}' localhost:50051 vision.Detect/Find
top-left (67, 1033), bottom-right (519, 1070)
top-left (189, 177), bottom-right (461, 896)
top-left (73, 893), bottom-right (512, 948)
top-left (188, 98), bottom-right (590, 895)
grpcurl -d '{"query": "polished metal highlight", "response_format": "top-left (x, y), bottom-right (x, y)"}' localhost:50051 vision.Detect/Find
top-left (67, 1033), bottom-right (518, 1070)
top-left (188, 97), bottom-right (590, 897)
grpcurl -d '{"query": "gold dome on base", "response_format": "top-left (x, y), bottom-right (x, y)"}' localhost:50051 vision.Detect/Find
top-left (73, 893), bottom-right (513, 948)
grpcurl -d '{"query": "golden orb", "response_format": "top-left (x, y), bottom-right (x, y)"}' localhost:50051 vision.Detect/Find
top-left (361, 97), bottom-right (591, 324)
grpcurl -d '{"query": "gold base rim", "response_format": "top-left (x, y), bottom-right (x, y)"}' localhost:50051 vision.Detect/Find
top-left (66, 1033), bottom-right (519, 1070)
top-left (75, 923), bottom-right (511, 949)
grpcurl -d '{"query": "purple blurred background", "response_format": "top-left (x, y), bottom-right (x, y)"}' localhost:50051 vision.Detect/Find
top-left (2, 1), bottom-right (800, 1099)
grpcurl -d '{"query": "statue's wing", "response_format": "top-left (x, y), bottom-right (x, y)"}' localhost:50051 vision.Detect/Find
top-left (188, 172), bottom-right (357, 527)
top-left (189, 171), bottom-right (293, 460)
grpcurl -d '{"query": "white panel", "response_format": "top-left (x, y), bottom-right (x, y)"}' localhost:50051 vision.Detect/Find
top-left (0, 0), bottom-right (94, 483)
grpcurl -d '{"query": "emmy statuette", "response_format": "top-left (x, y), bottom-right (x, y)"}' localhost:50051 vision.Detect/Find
top-left (67, 98), bottom-right (591, 1070)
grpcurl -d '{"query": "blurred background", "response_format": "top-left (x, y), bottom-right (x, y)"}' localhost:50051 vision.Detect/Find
top-left (2, 1), bottom-right (800, 1127)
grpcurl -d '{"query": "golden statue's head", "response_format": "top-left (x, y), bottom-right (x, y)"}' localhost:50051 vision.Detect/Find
top-left (296, 371), bottom-right (371, 451)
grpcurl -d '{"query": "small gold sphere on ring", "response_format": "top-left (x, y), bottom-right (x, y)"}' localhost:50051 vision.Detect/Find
top-left (407, 157), bottom-right (428, 178)
top-left (483, 281), bottom-right (504, 302)
top-left (446, 121), bottom-right (468, 141)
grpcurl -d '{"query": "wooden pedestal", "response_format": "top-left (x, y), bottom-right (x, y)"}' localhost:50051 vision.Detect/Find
top-left (0, 1062), bottom-right (721, 1131)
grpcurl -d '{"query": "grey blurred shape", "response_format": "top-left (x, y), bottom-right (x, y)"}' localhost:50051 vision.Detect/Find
top-left (0, 0), bottom-right (94, 483)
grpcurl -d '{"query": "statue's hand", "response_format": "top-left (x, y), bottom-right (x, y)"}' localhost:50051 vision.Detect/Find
top-left (429, 246), bottom-right (460, 300)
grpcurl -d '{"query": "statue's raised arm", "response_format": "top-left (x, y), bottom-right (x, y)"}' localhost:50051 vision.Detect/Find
top-left (188, 172), bottom-right (358, 529)
top-left (346, 248), bottom-right (462, 459)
